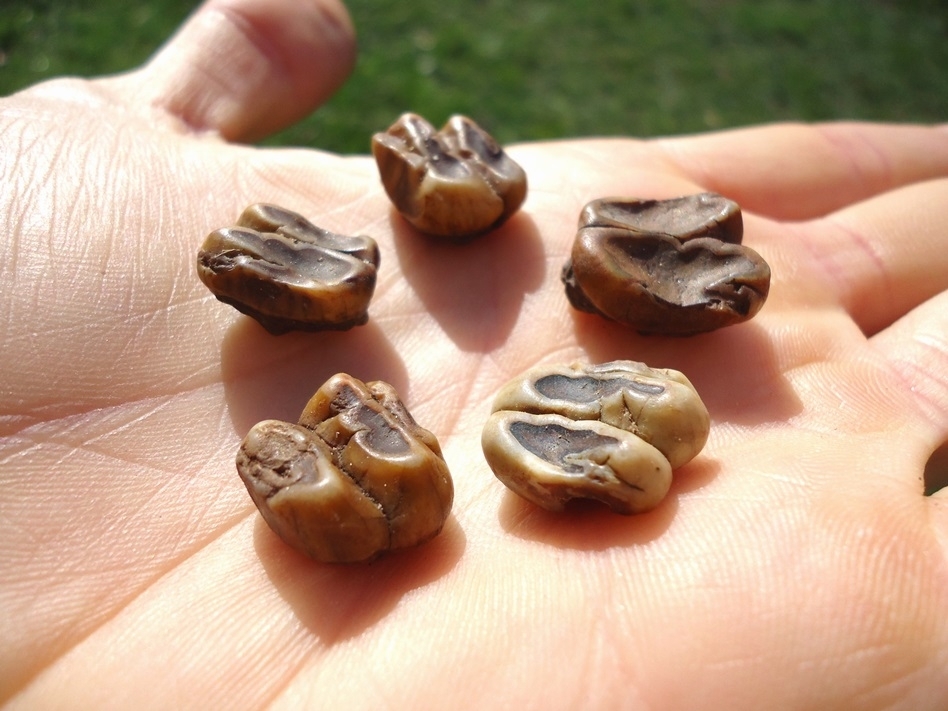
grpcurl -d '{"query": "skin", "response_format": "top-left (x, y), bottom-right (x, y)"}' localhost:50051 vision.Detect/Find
top-left (1, 0), bottom-right (947, 708)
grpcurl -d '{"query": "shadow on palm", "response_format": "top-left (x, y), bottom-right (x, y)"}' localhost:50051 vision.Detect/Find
top-left (391, 209), bottom-right (547, 352)
top-left (220, 318), bottom-right (409, 436)
top-left (575, 315), bottom-right (803, 426)
top-left (497, 454), bottom-right (719, 549)
top-left (253, 513), bottom-right (466, 643)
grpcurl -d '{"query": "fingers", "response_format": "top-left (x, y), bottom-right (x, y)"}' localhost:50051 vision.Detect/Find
top-left (130, 0), bottom-right (355, 142)
top-left (871, 290), bottom-right (948, 438)
top-left (871, 291), bottom-right (948, 541)
top-left (654, 122), bottom-right (948, 221)
top-left (787, 178), bottom-right (948, 337)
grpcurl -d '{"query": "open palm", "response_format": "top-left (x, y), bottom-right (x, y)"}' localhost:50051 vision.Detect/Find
top-left (2, 1), bottom-right (947, 708)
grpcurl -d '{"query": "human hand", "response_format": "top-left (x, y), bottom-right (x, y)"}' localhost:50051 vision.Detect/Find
top-left (2, 0), bottom-right (947, 708)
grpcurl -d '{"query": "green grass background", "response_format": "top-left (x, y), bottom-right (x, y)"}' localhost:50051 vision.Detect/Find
top-left (1, 0), bottom-right (946, 153)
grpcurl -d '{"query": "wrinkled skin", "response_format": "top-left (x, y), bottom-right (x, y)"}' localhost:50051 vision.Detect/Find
top-left (2, 1), bottom-right (948, 708)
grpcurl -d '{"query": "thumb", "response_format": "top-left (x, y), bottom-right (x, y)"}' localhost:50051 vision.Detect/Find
top-left (130, 0), bottom-right (355, 142)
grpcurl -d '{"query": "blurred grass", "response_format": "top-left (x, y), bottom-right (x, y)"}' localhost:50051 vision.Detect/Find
top-left (1, 0), bottom-right (946, 153)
